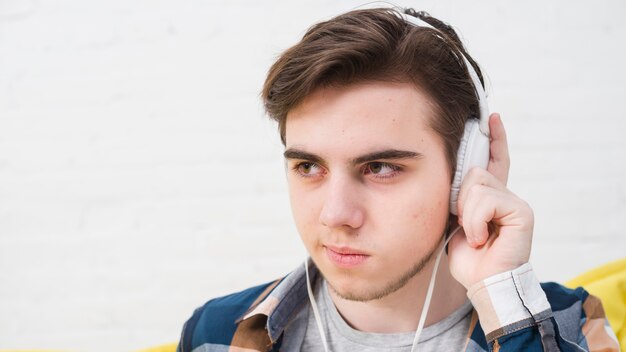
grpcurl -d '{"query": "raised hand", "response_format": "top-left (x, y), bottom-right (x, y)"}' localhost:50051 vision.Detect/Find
top-left (447, 113), bottom-right (534, 289)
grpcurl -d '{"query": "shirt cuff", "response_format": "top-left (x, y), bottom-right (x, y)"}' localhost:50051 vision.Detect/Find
top-left (467, 263), bottom-right (553, 340)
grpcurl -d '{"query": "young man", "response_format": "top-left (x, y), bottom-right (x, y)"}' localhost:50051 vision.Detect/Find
top-left (177, 8), bottom-right (619, 352)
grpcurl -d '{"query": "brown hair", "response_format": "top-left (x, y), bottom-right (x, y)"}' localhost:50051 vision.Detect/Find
top-left (261, 7), bottom-right (485, 180)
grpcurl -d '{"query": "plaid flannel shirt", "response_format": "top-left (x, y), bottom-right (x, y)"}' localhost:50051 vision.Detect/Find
top-left (177, 262), bottom-right (620, 351)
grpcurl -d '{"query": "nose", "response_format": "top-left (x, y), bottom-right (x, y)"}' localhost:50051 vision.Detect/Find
top-left (319, 175), bottom-right (364, 229)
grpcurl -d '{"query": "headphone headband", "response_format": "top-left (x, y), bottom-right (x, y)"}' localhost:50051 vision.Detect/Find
top-left (401, 14), bottom-right (490, 137)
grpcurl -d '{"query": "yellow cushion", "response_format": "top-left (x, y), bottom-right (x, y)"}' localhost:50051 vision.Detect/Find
top-left (134, 342), bottom-right (177, 352)
top-left (0, 342), bottom-right (178, 352)
top-left (565, 257), bottom-right (626, 350)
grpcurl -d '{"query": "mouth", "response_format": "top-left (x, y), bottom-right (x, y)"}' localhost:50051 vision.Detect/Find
top-left (324, 245), bottom-right (370, 268)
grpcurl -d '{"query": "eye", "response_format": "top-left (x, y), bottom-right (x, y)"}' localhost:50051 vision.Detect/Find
top-left (293, 162), bottom-right (324, 178)
top-left (363, 162), bottom-right (401, 178)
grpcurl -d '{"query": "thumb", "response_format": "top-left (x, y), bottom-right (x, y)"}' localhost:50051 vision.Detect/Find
top-left (486, 113), bottom-right (510, 185)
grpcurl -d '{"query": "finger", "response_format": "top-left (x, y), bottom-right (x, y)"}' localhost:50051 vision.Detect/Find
top-left (465, 193), bottom-right (496, 247)
top-left (462, 186), bottom-right (532, 246)
top-left (447, 224), bottom-right (485, 259)
top-left (460, 184), bottom-right (491, 247)
top-left (456, 167), bottom-right (508, 220)
top-left (487, 113), bottom-right (510, 186)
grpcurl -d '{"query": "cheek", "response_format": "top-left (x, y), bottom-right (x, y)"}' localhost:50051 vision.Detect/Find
top-left (378, 194), bottom-right (448, 265)
top-left (386, 180), bottom-right (449, 220)
top-left (381, 181), bottom-right (450, 243)
top-left (410, 197), bottom-right (448, 225)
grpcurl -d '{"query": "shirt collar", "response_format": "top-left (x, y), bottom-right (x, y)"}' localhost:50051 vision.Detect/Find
top-left (239, 259), bottom-right (319, 343)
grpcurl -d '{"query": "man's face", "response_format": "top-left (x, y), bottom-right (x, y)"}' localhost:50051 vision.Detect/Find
top-left (284, 81), bottom-right (451, 302)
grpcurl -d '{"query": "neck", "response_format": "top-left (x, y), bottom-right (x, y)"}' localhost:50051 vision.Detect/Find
top-left (326, 251), bottom-right (467, 333)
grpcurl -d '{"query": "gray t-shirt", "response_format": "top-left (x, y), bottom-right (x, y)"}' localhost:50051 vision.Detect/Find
top-left (285, 278), bottom-right (472, 351)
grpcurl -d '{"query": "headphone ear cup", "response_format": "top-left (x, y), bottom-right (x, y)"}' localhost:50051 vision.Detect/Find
top-left (449, 119), bottom-right (490, 215)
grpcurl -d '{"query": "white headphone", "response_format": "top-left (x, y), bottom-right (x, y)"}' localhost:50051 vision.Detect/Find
top-left (401, 14), bottom-right (491, 216)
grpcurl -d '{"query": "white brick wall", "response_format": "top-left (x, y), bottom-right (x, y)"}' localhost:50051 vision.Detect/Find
top-left (1, 0), bottom-right (624, 350)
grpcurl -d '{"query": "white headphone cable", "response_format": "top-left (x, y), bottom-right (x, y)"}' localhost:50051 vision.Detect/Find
top-left (410, 225), bottom-right (462, 352)
top-left (305, 258), bottom-right (330, 352)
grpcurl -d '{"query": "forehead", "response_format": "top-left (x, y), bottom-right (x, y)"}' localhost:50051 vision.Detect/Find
top-left (284, 82), bottom-right (441, 156)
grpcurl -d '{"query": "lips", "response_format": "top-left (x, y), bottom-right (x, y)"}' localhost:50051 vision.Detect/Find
top-left (325, 245), bottom-right (370, 268)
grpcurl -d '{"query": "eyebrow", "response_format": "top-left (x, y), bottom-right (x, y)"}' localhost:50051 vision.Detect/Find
top-left (353, 149), bottom-right (423, 164)
top-left (283, 148), bottom-right (423, 166)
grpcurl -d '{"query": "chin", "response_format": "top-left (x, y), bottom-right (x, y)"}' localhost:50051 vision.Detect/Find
top-left (326, 276), bottom-right (389, 302)
top-left (316, 262), bottom-right (384, 302)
